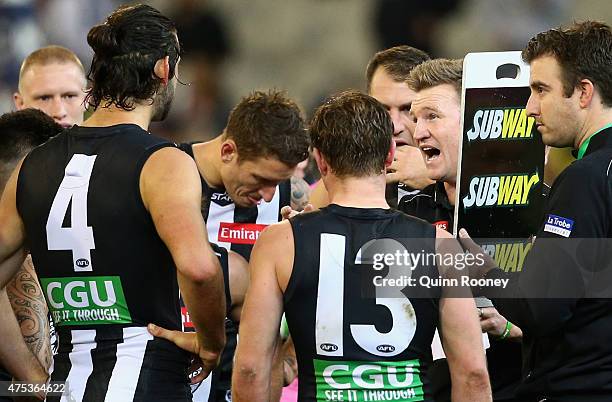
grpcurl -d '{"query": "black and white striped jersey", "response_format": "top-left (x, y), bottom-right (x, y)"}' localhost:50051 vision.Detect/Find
top-left (179, 142), bottom-right (290, 401)
top-left (17, 125), bottom-right (191, 401)
top-left (49, 326), bottom-right (190, 402)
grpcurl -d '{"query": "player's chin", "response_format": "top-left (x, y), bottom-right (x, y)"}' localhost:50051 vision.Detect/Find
top-left (424, 166), bottom-right (444, 182)
top-left (237, 195), bottom-right (261, 207)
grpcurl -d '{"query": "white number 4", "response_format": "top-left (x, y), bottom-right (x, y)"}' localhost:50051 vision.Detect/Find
top-left (46, 154), bottom-right (97, 272)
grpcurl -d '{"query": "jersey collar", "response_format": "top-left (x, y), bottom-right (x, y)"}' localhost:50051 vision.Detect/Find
top-left (577, 123), bottom-right (612, 160)
top-left (432, 181), bottom-right (453, 211)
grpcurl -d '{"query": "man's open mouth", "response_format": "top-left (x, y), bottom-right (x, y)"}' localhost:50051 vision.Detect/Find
top-left (421, 146), bottom-right (441, 162)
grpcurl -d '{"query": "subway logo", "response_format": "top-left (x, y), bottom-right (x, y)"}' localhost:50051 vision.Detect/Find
top-left (462, 172), bottom-right (540, 209)
top-left (466, 108), bottom-right (535, 141)
top-left (481, 241), bottom-right (532, 272)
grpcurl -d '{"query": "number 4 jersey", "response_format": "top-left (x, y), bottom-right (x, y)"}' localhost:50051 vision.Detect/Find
top-left (286, 205), bottom-right (441, 402)
top-left (17, 125), bottom-right (191, 401)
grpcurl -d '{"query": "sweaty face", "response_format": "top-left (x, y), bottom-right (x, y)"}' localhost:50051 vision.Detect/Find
top-left (369, 67), bottom-right (417, 147)
top-left (15, 62), bottom-right (86, 128)
top-left (221, 156), bottom-right (295, 207)
top-left (411, 84), bottom-right (461, 183)
top-left (526, 55), bottom-right (581, 148)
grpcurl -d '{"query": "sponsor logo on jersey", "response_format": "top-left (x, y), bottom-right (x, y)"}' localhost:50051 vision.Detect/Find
top-left (314, 358), bottom-right (423, 402)
top-left (433, 220), bottom-right (449, 231)
top-left (181, 307), bottom-right (195, 331)
top-left (481, 240), bottom-right (532, 272)
top-left (466, 108), bottom-right (535, 142)
top-left (210, 192), bottom-right (233, 207)
top-left (462, 172), bottom-right (540, 209)
top-left (320, 343), bottom-right (339, 352)
top-left (218, 222), bottom-right (268, 245)
top-left (543, 214), bottom-right (574, 238)
top-left (40, 276), bottom-right (131, 326)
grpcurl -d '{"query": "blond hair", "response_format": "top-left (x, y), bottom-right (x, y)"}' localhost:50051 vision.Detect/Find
top-left (407, 58), bottom-right (463, 97)
top-left (18, 45), bottom-right (85, 91)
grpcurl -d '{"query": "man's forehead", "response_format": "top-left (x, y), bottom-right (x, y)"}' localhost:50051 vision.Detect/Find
top-left (244, 156), bottom-right (293, 176)
top-left (412, 85), bottom-right (459, 111)
top-left (529, 55), bottom-right (562, 84)
top-left (370, 68), bottom-right (412, 88)
top-left (21, 62), bottom-right (85, 87)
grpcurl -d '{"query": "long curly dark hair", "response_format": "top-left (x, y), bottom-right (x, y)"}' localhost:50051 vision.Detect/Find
top-left (85, 4), bottom-right (181, 111)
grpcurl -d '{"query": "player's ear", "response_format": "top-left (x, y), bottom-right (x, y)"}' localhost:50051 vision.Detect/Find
top-left (153, 56), bottom-right (170, 86)
top-left (577, 78), bottom-right (595, 109)
top-left (13, 92), bottom-right (25, 110)
top-left (312, 148), bottom-right (328, 176)
top-left (385, 138), bottom-right (396, 168)
top-left (220, 139), bottom-right (237, 163)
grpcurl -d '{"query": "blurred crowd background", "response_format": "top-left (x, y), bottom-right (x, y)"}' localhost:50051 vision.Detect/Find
top-left (0, 0), bottom-right (610, 144)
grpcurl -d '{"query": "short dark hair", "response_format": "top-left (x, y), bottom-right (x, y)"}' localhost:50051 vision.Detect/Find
top-left (522, 20), bottom-right (612, 107)
top-left (0, 109), bottom-right (62, 187)
top-left (85, 4), bottom-right (180, 111)
top-left (225, 90), bottom-right (309, 167)
top-left (365, 45), bottom-right (430, 91)
top-left (310, 90), bottom-right (393, 178)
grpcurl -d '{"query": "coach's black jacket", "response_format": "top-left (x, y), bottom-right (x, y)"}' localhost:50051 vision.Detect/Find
top-left (482, 125), bottom-right (612, 402)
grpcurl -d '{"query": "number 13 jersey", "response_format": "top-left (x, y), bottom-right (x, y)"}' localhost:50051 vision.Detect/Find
top-left (286, 204), bottom-right (441, 402)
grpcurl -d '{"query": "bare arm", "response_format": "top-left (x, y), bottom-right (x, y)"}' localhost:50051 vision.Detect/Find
top-left (435, 228), bottom-right (491, 402)
top-left (0, 159), bottom-right (27, 287)
top-left (0, 160), bottom-right (47, 385)
top-left (440, 297), bottom-right (491, 402)
top-left (7, 255), bottom-right (52, 372)
top-left (141, 147), bottom-right (226, 376)
top-left (290, 176), bottom-right (311, 212)
top-left (0, 262), bottom-right (48, 385)
top-left (232, 222), bottom-right (292, 402)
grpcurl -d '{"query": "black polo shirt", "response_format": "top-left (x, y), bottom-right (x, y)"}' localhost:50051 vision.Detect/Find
top-left (398, 181), bottom-right (454, 232)
top-left (483, 125), bottom-right (612, 401)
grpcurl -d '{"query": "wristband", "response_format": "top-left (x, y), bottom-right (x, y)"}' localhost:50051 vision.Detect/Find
top-left (498, 320), bottom-right (513, 340)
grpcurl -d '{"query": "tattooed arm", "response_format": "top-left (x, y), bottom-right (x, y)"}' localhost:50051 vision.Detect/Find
top-left (290, 176), bottom-right (311, 212)
top-left (7, 255), bottom-right (52, 372)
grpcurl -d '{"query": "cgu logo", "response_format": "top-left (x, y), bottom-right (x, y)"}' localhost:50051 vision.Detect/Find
top-left (320, 343), bottom-right (339, 352)
top-left (322, 361), bottom-right (417, 389)
top-left (466, 108), bottom-right (535, 141)
top-left (46, 280), bottom-right (117, 309)
top-left (463, 172), bottom-right (540, 209)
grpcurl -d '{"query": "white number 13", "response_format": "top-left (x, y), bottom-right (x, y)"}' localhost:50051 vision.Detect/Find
top-left (315, 234), bottom-right (417, 358)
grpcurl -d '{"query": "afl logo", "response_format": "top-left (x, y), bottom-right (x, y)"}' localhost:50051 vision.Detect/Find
top-left (320, 343), bottom-right (338, 352)
top-left (75, 259), bottom-right (90, 268)
top-left (376, 344), bottom-right (395, 353)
